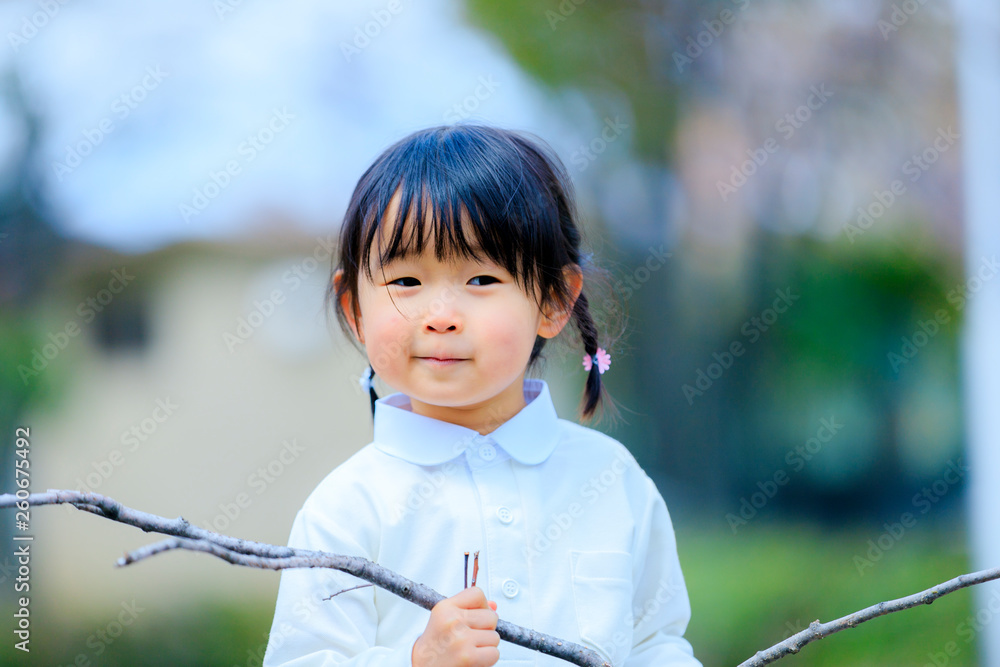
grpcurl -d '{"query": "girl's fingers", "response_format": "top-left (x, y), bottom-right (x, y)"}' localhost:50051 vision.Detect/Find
top-left (469, 629), bottom-right (500, 648)
top-left (463, 608), bottom-right (499, 630)
top-left (452, 585), bottom-right (490, 609)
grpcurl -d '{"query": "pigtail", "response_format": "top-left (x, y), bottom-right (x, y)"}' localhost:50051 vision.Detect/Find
top-left (368, 379), bottom-right (379, 418)
top-left (572, 292), bottom-right (603, 419)
top-left (360, 365), bottom-right (379, 418)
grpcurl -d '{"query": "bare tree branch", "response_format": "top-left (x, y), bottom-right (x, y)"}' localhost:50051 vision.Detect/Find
top-left (5, 489), bottom-right (996, 666)
top-left (0, 489), bottom-right (610, 667)
top-left (738, 566), bottom-right (1000, 666)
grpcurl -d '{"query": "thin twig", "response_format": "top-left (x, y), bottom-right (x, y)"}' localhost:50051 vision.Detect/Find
top-left (325, 584), bottom-right (373, 600)
top-left (0, 490), bottom-right (610, 667)
top-left (738, 566), bottom-right (1000, 666)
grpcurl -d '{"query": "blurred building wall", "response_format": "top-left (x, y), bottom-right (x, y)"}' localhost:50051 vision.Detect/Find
top-left (24, 238), bottom-right (383, 618)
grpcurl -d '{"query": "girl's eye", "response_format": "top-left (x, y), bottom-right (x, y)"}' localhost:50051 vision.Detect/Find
top-left (468, 275), bottom-right (500, 286)
top-left (389, 277), bottom-right (420, 287)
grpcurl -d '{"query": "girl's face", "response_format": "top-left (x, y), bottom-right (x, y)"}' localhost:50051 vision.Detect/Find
top-left (338, 200), bottom-right (581, 434)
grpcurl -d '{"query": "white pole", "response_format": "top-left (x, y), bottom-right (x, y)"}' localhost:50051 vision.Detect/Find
top-left (953, 0), bottom-right (1000, 665)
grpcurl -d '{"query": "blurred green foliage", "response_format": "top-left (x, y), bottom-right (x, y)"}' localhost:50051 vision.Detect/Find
top-left (683, 522), bottom-right (976, 666)
top-left (464, 0), bottom-right (685, 162)
top-left (595, 230), bottom-right (965, 523)
top-left (724, 235), bottom-right (964, 512)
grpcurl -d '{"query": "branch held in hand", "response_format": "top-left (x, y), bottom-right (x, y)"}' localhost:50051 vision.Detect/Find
top-left (0, 489), bottom-right (609, 667)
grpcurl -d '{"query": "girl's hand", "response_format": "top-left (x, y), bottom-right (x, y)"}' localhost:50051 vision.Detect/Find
top-left (411, 586), bottom-right (500, 667)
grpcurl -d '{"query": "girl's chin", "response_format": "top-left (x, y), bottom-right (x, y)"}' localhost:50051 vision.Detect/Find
top-left (407, 390), bottom-right (503, 413)
top-left (409, 393), bottom-right (481, 409)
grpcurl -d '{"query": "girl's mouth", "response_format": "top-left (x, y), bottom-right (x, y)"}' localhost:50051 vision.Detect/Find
top-left (419, 357), bottom-right (466, 366)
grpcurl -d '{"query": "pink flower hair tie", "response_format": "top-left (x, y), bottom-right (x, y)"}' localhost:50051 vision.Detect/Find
top-left (583, 348), bottom-right (611, 374)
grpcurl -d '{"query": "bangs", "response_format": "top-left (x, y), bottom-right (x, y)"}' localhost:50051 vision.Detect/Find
top-left (345, 125), bottom-right (576, 300)
top-left (362, 179), bottom-right (524, 286)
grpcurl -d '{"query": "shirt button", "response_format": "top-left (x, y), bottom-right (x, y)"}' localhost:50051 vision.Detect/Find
top-left (501, 579), bottom-right (519, 598)
top-left (478, 444), bottom-right (496, 461)
top-left (496, 506), bottom-right (513, 524)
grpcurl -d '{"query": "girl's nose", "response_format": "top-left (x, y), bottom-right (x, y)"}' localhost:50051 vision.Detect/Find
top-left (425, 320), bottom-right (458, 332)
top-left (421, 288), bottom-right (462, 333)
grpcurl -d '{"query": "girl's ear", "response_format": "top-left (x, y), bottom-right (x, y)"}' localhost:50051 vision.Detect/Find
top-left (537, 265), bottom-right (584, 339)
top-left (333, 270), bottom-right (364, 343)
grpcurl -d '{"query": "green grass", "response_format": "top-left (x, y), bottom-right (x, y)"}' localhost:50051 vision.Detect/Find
top-left (681, 522), bottom-right (978, 666)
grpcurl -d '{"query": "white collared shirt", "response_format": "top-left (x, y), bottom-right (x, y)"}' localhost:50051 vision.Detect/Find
top-left (263, 380), bottom-right (701, 667)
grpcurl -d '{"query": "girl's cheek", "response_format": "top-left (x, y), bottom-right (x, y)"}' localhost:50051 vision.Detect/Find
top-left (366, 312), bottom-right (411, 370)
top-left (481, 318), bottom-right (532, 359)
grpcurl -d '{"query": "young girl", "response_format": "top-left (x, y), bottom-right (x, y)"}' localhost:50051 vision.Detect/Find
top-left (262, 125), bottom-right (701, 667)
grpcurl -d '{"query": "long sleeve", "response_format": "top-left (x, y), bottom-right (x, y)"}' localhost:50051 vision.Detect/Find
top-left (262, 481), bottom-right (416, 667)
top-left (624, 475), bottom-right (702, 667)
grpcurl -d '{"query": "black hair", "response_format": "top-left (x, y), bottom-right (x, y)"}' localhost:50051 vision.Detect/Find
top-left (327, 124), bottom-right (609, 419)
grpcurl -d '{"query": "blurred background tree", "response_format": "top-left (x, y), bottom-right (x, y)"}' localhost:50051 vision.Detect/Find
top-left (0, 69), bottom-right (68, 558)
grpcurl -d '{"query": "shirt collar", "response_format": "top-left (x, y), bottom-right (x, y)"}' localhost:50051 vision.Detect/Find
top-left (372, 379), bottom-right (560, 466)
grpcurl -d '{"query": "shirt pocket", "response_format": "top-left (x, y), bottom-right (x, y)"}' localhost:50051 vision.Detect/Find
top-left (570, 550), bottom-right (634, 666)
